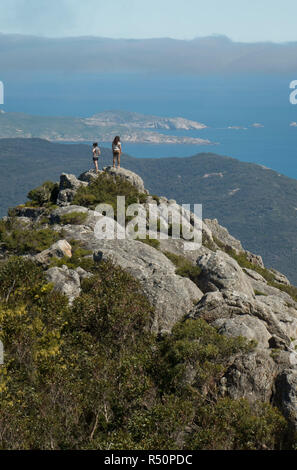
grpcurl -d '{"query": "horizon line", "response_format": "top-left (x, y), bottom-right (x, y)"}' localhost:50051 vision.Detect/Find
top-left (1, 32), bottom-right (297, 45)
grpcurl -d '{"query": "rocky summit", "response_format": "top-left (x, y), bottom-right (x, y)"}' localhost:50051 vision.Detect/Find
top-left (1, 165), bottom-right (297, 449)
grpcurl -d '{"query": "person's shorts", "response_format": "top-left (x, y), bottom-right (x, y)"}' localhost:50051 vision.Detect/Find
top-left (113, 151), bottom-right (120, 157)
top-left (93, 157), bottom-right (98, 161)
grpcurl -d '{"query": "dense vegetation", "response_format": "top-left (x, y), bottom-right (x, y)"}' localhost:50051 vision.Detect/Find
top-left (73, 173), bottom-right (147, 216)
top-left (0, 217), bottom-right (60, 255)
top-left (0, 256), bottom-right (290, 450)
top-left (163, 251), bottom-right (202, 287)
top-left (1, 138), bottom-right (297, 283)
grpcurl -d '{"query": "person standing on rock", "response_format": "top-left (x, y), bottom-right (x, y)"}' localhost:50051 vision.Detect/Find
top-left (112, 136), bottom-right (122, 168)
top-left (92, 142), bottom-right (101, 173)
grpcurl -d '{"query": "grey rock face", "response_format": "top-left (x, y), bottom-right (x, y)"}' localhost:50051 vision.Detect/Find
top-left (191, 289), bottom-right (292, 345)
top-left (189, 291), bottom-right (252, 323)
top-left (56, 189), bottom-right (77, 206)
top-left (79, 169), bottom-right (103, 183)
top-left (247, 276), bottom-right (297, 305)
top-left (158, 237), bottom-right (211, 264)
top-left (104, 166), bottom-right (147, 193)
top-left (213, 315), bottom-right (271, 349)
top-left (45, 265), bottom-right (81, 304)
top-left (243, 268), bottom-right (267, 283)
top-left (57, 173), bottom-right (87, 206)
top-left (75, 266), bottom-right (93, 281)
top-left (59, 173), bottom-right (88, 191)
top-left (245, 251), bottom-right (264, 268)
top-left (269, 268), bottom-right (291, 286)
top-left (275, 369), bottom-right (297, 430)
top-left (204, 218), bottom-right (264, 268)
top-left (197, 250), bottom-right (255, 298)
top-left (187, 239), bottom-right (297, 426)
top-left (256, 295), bottom-right (297, 340)
top-left (204, 218), bottom-right (243, 253)
top-left (79, 166), bottom-right (148, 193)
top-left (221, 351), bottom-right (278, 403)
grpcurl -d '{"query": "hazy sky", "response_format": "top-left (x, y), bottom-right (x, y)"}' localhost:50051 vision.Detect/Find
top-left (0, 0), bottom-right (297, 43)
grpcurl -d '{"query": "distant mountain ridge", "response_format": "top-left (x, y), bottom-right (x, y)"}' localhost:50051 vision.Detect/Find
top-left (1, 138), bottom-right (297, 283)
top-left (1, 33), bottom-right (297, 74)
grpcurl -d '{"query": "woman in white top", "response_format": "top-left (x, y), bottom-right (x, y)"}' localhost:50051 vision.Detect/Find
top-left (112, 136), bottom-right (122, 168)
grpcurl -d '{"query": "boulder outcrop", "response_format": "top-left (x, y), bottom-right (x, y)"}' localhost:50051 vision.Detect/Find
top-left (34, 239), bottom-right (72, 266)
top-left (5, 165), bottom-right (297, 433)
top-left (45, 265), bottom-right (81, 304)
top-left (197, 250), bottom-right (255, 298)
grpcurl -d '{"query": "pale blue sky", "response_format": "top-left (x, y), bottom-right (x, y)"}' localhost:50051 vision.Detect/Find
top-left (0, 0), bottom-right (296, 43)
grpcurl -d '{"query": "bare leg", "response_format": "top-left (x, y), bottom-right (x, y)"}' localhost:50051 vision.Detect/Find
top-left (113, 154), bottom-right (116, 168)
top-left (118, 153), bottom-right (121, 168)
top-left (94, 159), bottom-right (99, 173)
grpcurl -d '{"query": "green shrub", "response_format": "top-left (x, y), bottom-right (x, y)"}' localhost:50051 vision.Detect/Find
top-left (0, 217), bottom-right (59, 255)
top-left (0, 256), bottom-right (46, 305)
top-left (138, 193), bottom-right (148, 204)
top-left (168, 223), bottom-right (181, 238)
top-left (186, 398), bottom-right (287, 450)
top-left (163, 251), bottom-right (202, 286)
top-left (27, 181), bottom-right (59, 206)
top-left (202, 233), bottom-right (217, 251)
top-left (49, 240), bottom-right (93, 270)
top-left (136, 236), bottom-right (160, 250)
top-left (59, 211), bottom-right (88, 226)
top-left (254, 290), bottom-right (268, 296)
top-left (73, 173), bottom-right (141, 218)
top-left (154, 318), bottom-right (255, 395)
top-left (70, 261), bottom-right (154, 343)
top-left (151, 195), bottom-right (160, 204)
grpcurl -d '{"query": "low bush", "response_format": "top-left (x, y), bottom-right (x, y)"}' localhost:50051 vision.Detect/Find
top-left (136, 236), bottom-right (160, 250)
top-left (154, 318), bottom-right (255, 395)
top-left (49, 240), bottom-right (93, 271)
top-left (27, 181), bottom-right (59, 206)
top-left (163, 251), bottom-right (202, 287)
top-left (0, 218), bottom-right (59, 254)
top-left (202, 233), bottom-right (218, 251)
top-left (186, 398), bottom-right (287, 450)
top-left (73, 174), bottom-right (142, 220)
top-left (254, 290), bottom-right (268, 296)
top-left (59, 211), bottom-right (88, 226)
top-left (151, 195), bottom-right (160, 204)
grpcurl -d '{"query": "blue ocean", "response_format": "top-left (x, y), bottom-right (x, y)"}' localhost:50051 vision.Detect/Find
top-left (2, 73), bottom-right (297, 178)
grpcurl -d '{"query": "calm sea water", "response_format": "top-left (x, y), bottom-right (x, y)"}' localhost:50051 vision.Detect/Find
top-left (2, 73), bottom-right (297, 178)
